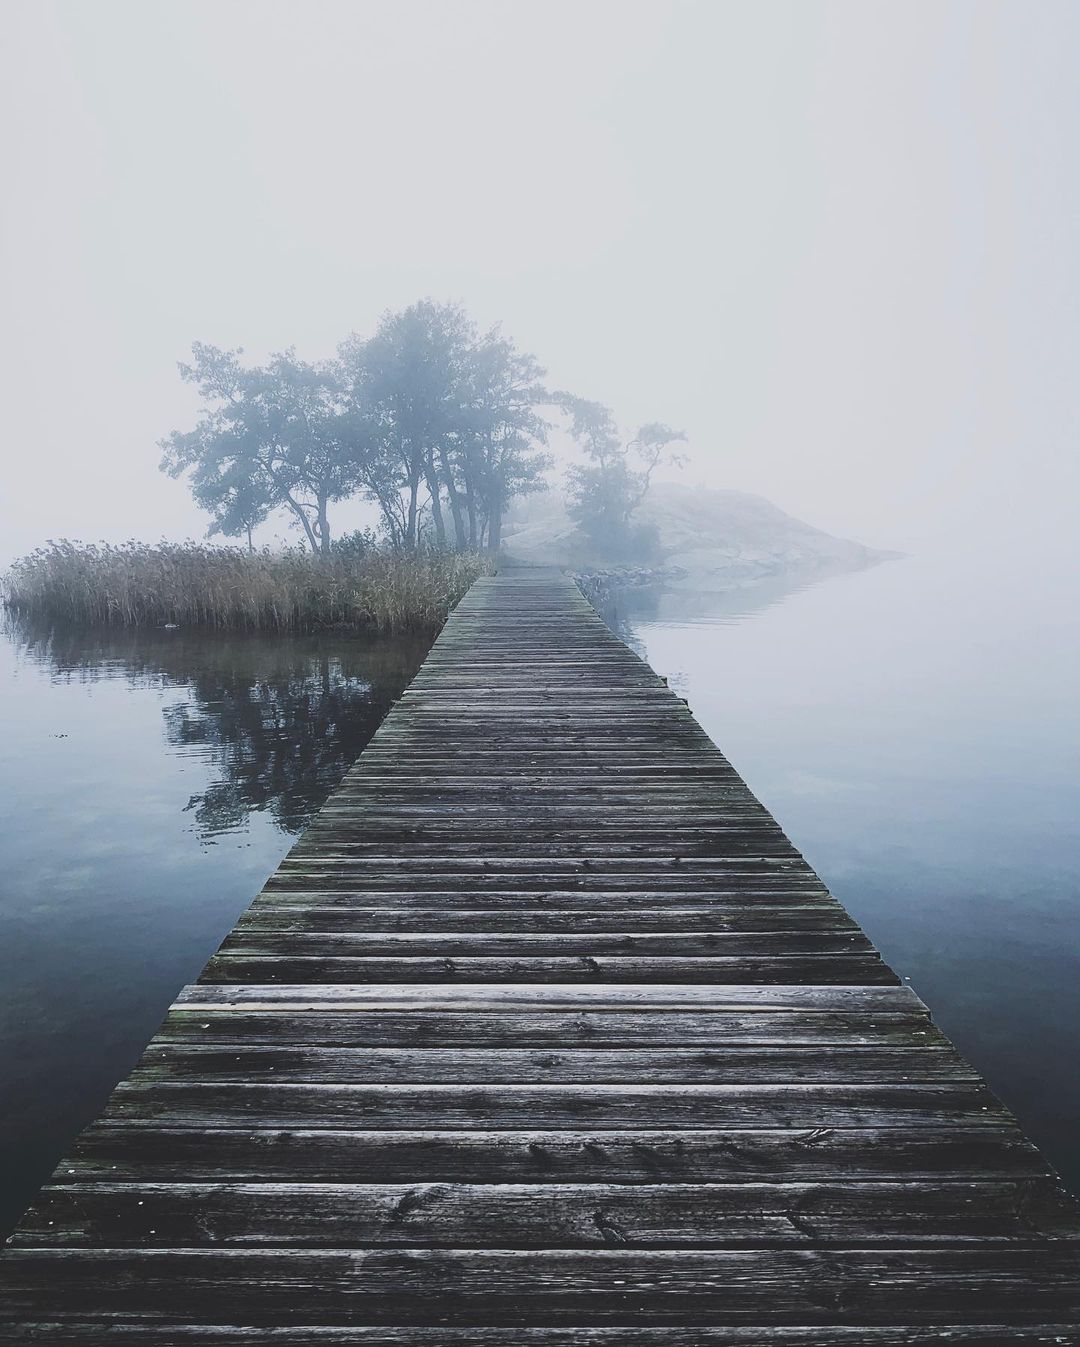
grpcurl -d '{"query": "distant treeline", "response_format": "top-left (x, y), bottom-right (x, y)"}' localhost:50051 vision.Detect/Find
top-left (160, 300), bottom-right (686, 559)
top-left (2, 541), bottom-right (492, 634)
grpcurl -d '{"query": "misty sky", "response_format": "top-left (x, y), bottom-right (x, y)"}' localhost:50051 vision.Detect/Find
top-left (2, 0), bottom-right (1078, 564)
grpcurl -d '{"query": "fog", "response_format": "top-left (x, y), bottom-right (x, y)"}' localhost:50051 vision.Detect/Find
top-left (5, 0), bottom-right (1080, 1252)
top-left (2, 0), bottom-right (1079, 567)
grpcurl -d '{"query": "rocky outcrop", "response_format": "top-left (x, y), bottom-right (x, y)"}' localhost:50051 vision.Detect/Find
top-left (503, 482), bottom-right (900, 585)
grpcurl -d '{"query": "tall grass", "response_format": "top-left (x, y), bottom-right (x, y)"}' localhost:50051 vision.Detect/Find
top-left (2, 541), bottom-right (493, 634)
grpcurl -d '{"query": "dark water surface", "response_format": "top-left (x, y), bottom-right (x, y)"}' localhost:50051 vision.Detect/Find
top-left (1, 548), bottom-right (1078, 1236)
top-left (0, 619), bottom-right (430, 1235)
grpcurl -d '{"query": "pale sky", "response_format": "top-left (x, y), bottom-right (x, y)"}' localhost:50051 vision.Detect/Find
top-left (2, 0), bottom-right (1078, 563)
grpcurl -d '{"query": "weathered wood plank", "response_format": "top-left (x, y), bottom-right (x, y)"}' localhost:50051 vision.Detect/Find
top-left (96, 1081), bottom-right (1009, 1130)
top-left (259, 875), bottom-right (834, 894)
top-left (15, 1179), bottom-right (1080, 1248)
top-left (197, 955), bottom-right (899, 985)
top-left (4, 1247), bottom-right (1080, 1323)
top-left (53, 1126), bottom-right (1051, 1185)
top-left (175, 982), bottom-right (922, 1009)
top-left (248, 889), bottom-right (837, 908)
top-left (130, 1044), bottom-right (976, 1084)
top-left (216, 931), bottom-right (876, 956)
top-left (234, 905), bottom-right (862, 933)
top-left (155, 1008), bottom-right (940, 1047)
top-left (7, 1325), bottom-right (1080, 1345)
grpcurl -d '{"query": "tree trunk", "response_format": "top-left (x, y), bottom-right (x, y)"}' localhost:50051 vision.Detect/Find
top-left (445, 476), bottom-right (467, 551)
top-left (437, 444), bottom-right (467, 551)
top-left (463, 468), bottom-right (478, 549)
top-left (488, 504), bottom-right (503, 554)
top-left (380, 497), bottom-right (403, 551)
top-left (284, 494), bottom-right (320, 553)
top-left (317, 494), bottom-right (331, 555)
top-left (425, 453), bottom-right (447, 548)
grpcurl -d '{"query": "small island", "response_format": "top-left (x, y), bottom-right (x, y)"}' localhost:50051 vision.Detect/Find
top-left (2, 301), bottom-right (894, 636)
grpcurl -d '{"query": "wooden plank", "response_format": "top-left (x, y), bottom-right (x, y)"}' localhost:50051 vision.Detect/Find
top-left (258, 876), bottom-right (835, 894)
top-left (247, 888), bottom-right (838, 907)
top-left (175, 983), bottom-right (923, 1010)
top-left (154, 1008), bottom-right (940, 1046)
top-left (14, 1179), bottom-right (1080, 1248)
top-left (54, 1125), bottom-right (1051, 1185)
top-left (96, 1081), bottom-right (1009, 1130)
top-left (4, 1247), bottom-right (1080, 1323)
top-left (215, 932), bottom-right (876, 956)
top-left (7, 1326), bottom-right (1080, 1345)
top-left (233, 906), bottom-right (863, 932)
top-left (198, 955), bottom-right (898, 986)
top-left (129, 1043), bottom-right (976, 1085)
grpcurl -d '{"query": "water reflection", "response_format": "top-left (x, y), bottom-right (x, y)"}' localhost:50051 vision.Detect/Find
top-left (6, 616), bottom-right (430, 842)
top-left (0, 616), bottom-right (429, 1236)
top-left (596, 566), bottom-right (856, 654)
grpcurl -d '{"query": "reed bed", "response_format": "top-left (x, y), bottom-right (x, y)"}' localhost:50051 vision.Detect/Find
top-left (2, 541), bottom-right (494, 634)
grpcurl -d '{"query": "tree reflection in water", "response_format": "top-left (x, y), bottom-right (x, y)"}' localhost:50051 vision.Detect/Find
top-left (6, 616), bottom-right (431, 842)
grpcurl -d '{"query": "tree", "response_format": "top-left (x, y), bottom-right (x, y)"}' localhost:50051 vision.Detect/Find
top-left (454, 329), bottom-right (552, 551)
top-left (162, 306), bottom-right (580, 556)
top-left (336, 303), bottom-right (468, 551)
top-left (160, 344), bottom-right (361, 554)
top-left (558, 393), bottom-right (686, 558)
top-left (337, 302), bottom-right (552, 553)
top-left (337, 321), bottom-right (427, 553)
top-left (182, 435), bottom-right (272, 553)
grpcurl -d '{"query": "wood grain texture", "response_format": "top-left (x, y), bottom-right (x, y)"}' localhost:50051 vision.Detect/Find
top-left (3, 568), bottom-right (1078, 1341)
top-left (6, 1329), bottom-right (1080, 1346)
top-left (5, 1247), bottom-right (1080, 1323)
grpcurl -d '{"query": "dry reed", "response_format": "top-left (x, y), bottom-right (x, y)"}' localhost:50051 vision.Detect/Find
top-left (2, 541), bottom-right (493, 634)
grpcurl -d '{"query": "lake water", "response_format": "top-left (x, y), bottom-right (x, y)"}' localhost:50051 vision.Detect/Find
top-left (0, 620), bottom-right (431, 1236)
top-left (1, 546), bottom-right (1078, 1236)
top-left (605, 545), bottom-right (1080, 1197)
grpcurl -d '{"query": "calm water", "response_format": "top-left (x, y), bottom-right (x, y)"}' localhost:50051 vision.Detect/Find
top-left (606, 546), bottom-right (1080, 1195)
top-left (0, 619), bottom-right (430, 1236)
top-left (1, 547), bottom-right (1078, 1237)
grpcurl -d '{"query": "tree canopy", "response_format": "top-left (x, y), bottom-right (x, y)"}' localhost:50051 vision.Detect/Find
top-left (159, 345), bottom-right (359, 554)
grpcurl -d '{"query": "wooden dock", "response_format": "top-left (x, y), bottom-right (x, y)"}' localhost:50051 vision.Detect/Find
top-left (3, 570), bottom-right (1080, 1342)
